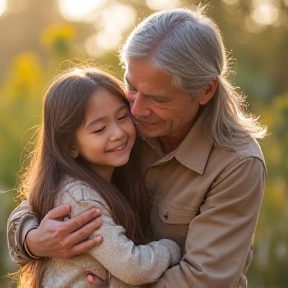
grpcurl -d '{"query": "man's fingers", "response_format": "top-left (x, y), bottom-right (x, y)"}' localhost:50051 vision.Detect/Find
top-left (68, 217), bottom-right (103, 244)
top-left (35, 206), bottom-right (103, 258)
top-left (72, 234), bottom-right (103, 256)
top-left (66, 217), bottom-right (103, 256)
top-left (44, 204), bottom-right (71, 221)
top-left (66, 208), bottom-right (102, 233)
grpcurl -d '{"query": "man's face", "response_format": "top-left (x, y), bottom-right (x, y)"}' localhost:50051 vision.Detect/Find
top-left (125, 59), bottom-right (201, 141)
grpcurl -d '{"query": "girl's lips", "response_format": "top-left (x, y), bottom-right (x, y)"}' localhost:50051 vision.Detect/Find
top-left (107, 142), bottom-right (127, 152)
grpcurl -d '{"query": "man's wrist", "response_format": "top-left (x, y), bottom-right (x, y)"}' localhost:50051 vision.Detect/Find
top-left (23, 228), bottom-right (41, 259)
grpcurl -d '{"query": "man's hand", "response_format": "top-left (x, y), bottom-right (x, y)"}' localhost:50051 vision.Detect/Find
top-left (26, 204), bottom-right (103, 258)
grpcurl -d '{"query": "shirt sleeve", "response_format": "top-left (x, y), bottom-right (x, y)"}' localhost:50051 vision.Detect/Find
top-left (61, 183), bottom-right (181, 286)
top-left (7, 200), bottom-right (39, 264)
top-left (148, 157), bottom-right (266, 288)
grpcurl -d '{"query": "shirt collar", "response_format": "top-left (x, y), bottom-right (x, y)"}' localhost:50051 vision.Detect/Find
top-left (144, 112), bottom-right (212, 175)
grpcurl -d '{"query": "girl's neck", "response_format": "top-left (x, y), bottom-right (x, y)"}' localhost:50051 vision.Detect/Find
top-left (90, 165), bottom-right (114, 182)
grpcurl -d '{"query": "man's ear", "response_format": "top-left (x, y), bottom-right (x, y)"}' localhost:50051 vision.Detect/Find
top-left (198, 77), bottom-right (218, 105)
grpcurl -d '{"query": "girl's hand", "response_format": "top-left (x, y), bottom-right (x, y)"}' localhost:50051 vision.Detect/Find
top-left (86, 273), bottom-right (108, 287)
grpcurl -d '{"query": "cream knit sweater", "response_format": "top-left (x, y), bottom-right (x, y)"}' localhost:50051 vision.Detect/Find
top-left (41, 177), bottom-right (180, 287)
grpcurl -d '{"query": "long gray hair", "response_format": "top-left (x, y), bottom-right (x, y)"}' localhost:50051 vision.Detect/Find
top-left (120, 6), bottom-right (266, 150)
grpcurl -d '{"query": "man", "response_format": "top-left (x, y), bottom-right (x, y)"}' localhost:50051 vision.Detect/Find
top-left (7, 6), bottom-right (266, 288)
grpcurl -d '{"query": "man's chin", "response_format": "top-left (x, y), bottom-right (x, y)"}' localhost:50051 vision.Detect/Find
top-left (136, 123), bottom-right (160, 139)
top-left (138, 130), bottom-right (158, 139)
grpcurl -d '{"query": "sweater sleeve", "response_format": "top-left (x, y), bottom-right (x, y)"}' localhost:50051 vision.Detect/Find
top-left (61, 181), bottom-right (181, 286)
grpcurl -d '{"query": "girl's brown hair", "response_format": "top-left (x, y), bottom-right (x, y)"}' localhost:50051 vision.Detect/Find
top-left (19, 66), bottom-right (151, 287)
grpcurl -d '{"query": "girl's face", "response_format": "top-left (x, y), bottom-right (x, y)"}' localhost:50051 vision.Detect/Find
top-left (72, 88), bottom-right (136, 181)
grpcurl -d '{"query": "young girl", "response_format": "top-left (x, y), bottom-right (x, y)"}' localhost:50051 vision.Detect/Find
top-left (18, 66), bottom-right (180, 287)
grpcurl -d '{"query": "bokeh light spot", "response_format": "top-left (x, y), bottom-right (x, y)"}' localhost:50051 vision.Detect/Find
top-left (145, 0), bottom-right (180, 11)
top-left (221, 0), bottom-right (239, 5)
top-left (57, 0), bottom-right (105, 21)
top-left (0, 0), bottom-right (8, 17)
top-left (251, 2), bottom-right (279, 26)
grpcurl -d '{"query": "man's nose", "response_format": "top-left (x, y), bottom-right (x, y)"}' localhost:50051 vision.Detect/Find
top-left (129, 93), bottom-right (150, 117)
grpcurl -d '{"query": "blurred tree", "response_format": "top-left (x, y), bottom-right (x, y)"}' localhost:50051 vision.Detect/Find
top-left (41, 23), bottom-right (76, 57)
top-left (0, 52), bottom-right (44, 186)
top-left (0, 2), bottom-right (81, 284)
top-left (0, 52), bottom-right (44, 286)
top-left (247, 91), bottom-right (288, 287)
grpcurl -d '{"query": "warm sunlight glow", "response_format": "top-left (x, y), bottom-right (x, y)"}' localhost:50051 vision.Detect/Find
top-left (221, 0), bottom-right (239, 5)
top-left (99, 4), bottom-right (136, 31)
top-left (85, 4), bottom-right (136, 57)
top-left (244, 16), bottom-right (264, 34)
top-left (251, 3), bottom-right (279, 26)
top-left (251, 0), bottom-right (279, 26)
top-left (85, 34), bottom-right (105, 57)
top-left (57, 0), bottom-right (105, 21)
top-left (244, 0), bottom-right (280, 32)
top-left (0, 0), bottom-right (8, 17)
top-left (97, 28), bottom-right (122, 50)
top-left (85, 29), bottom-right (121, 57)
top-left (146, 0), bottom-right (180, 10)
top-left (57, 1), bottom-right (137, 56)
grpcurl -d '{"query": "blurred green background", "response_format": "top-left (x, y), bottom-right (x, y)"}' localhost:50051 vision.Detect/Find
top-left (0, 0), bottom-right (287, 287)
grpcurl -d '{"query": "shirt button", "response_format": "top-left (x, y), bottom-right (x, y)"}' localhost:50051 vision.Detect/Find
top-left (164, 212), bottom-right (169, 220)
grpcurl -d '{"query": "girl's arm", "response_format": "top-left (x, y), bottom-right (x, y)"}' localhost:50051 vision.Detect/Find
top-left (62, 181), bottom-right (181, 286)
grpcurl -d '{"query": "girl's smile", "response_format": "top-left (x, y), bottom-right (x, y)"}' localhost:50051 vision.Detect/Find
top-left (72, 88), bottom-right (136, 181)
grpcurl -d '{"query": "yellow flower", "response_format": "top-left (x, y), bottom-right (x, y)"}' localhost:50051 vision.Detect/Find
top-left (41, 24), bottom-right (76, 54)
top-left (6, 52), bottom-right (44, 99)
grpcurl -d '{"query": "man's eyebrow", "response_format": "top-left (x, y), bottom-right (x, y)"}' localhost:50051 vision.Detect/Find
top-left (124, 76), bottom-right (169, 99)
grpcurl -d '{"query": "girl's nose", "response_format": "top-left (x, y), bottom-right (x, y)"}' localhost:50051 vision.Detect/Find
top-left (109, 125), bottom-right (125, 141)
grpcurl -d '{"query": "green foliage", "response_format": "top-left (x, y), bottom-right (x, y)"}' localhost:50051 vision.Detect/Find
top-left (0, 16), bottom-right (81, 287)
top-left (248, 92), bottom-right (288, 287)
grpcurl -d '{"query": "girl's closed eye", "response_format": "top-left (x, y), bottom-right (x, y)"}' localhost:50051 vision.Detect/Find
top-left (118, 113), bottom-right (129, 120)
top-left (93, 126), bottom-right (106, 133)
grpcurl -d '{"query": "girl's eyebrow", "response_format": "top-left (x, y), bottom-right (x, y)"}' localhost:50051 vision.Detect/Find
top-left (85, 117), bottom-right (105, 129)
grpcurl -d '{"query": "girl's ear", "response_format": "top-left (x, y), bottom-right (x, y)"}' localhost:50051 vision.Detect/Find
top-left (198, 77), bottom-right (218, 105)
top-left (69, 147), bottom-right (79, 158)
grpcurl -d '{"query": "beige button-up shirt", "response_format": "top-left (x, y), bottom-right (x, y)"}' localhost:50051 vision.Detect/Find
top-left (139, 114), bottom-right (266, 288)
top-left (7, 114), bottom-right (266, 288)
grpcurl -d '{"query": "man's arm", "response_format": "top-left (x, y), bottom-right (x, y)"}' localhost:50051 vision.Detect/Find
top-left (86, 157), bottom-right (265, 288)
top-left (7, 200), bottom-right (103, 263)
top-left (7, 200), bottom-right (40, 264)
top-left (148, 157), bottom-right (266, 288)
